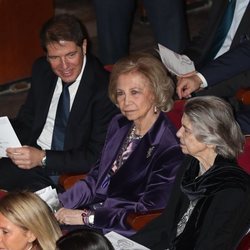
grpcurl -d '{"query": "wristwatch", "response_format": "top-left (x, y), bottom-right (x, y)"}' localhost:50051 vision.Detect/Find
top-left (88, 213), bottom-right (95, 225)
top-left (82, 210), bottom-right (95, 225)
top-left (41, 155), bottom-right (47, 167)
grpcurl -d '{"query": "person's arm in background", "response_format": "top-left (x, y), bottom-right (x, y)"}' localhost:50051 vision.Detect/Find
top-left (176, 40), bottom-right (250, 99)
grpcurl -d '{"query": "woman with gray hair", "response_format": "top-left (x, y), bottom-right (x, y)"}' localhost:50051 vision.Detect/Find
top-left (132, 96), bottom-right (250, 249)
top-left (55, 53), bottom-right (184, 236)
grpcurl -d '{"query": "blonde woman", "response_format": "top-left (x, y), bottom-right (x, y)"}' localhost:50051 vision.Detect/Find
top-left (0, 192), bottom-right (62, 250)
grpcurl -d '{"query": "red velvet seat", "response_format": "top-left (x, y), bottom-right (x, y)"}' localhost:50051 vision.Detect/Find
top-left (166, 100), bottom-right (184, 129)
top-left (238, 136), bottom-right (250, 174)
top-left (237, 232), bottom-right (250, 250)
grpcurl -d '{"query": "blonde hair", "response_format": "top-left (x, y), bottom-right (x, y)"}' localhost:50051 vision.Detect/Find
top-left (0, 192), bottom-right (62, 250)
top-left (109, 53), bottom-right (174, 112)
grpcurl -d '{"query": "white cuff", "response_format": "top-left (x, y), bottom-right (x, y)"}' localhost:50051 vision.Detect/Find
top-left (196, 72), bottom-right (208, 88)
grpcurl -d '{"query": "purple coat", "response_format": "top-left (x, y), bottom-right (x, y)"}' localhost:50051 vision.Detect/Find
top-left (59, 112), bottom-right (184, 236)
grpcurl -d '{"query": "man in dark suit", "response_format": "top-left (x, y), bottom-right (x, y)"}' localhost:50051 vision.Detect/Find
top-left (181, 0), bottom-right (250, 97)
top-left (177, 40), bottom-right (250, 133)
top-left (0, 14), bottom-right (118, 191)
top-left (93, 0), bottom-right (189, 65)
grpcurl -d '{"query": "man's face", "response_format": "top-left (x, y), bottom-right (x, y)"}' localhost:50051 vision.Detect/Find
top-left (46, 40), bottom-right (86, 83)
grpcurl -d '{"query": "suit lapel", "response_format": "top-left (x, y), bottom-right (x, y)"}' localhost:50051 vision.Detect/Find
top-left (34, 67), bottom-right (58, 138)
top-left (67, 57), bottom-right (94, 124)
top-left (109, 113), bottom-right (168, 188)
top-left (231, 2), bottom-right (250, 47)
top-left (64, 55), bottom-right (96, 145)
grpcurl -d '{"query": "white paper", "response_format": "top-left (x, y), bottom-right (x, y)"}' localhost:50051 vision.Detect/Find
top-left (105, 231), bottom-right (150, 250)
top-left (158, 43), bottom-right (195, 76)
top-left (35, 186), bottom-right (61, 212)
top-left (0, 116), bottom-right (21, 157)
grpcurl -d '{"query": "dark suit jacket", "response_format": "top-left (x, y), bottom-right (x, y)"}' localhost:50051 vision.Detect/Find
top-left (199, 40), bottom-right (250, 86)
top-left (185, 0), bottom-right (250, 69)
top-left (185, 0), bottom-right (250, 98)
top-left (131, 155), bottom-right (250, 250)
top-left (11, 54), bottom-right (118, 175)
top-left (59, 112), bottom-right (184, 236)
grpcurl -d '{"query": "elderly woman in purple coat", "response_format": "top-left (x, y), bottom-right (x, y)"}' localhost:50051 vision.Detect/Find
top-left (55, 53), bottom-right (184, 236)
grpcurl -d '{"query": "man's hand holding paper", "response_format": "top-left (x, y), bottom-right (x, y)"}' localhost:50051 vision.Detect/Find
top-left (0, 116), bottom-right (21, 158)
top-left (6, 146), bottom-right (45, 169)
top-left (158, 44), bottom-right (205, 99)
top-left (158, 44), bottom-right (195, 76)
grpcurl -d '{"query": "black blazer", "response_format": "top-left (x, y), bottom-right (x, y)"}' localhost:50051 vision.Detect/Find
top-left (184, 0), bottom-right (250, 97)
top-left (199, 40), bottom-right (250, 86)
top-left (12, 54), bottom-right (118, 175)
top-left (131, 155), bottom-right (250, 250)
top-left (185, 0), bottom-right (250, 69)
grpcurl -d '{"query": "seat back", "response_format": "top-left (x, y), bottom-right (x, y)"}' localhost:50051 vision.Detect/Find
top-left (166, 100), bottom-right (185, 130)
top-left (237, 232), bottom-right (250, 250)
top-left (237, 136), bottom-right (250, 174)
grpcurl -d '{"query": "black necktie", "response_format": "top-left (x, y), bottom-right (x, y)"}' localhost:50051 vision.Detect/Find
top-left (207, 0), bottom-right (236, 61)
top-left (51, 82), bottom-right (71, 150)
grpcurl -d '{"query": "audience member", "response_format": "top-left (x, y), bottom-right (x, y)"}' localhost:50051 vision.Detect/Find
top-left (56, 228), bottom-right (114, 250)
top-left (182, 0), bottom-right (250, 97)
top-left (93, 0), bottom-right (189, 65)
top-left (131, 96), bottom-right (250, 249)
top-left (0, 191), bottom-right (62, 250)
top-left (1, 14), bottom-right (118, 191)
top-left (177, 40), bottom-right (250, 134)
top-left (55, 53), bottom-right (184, 236)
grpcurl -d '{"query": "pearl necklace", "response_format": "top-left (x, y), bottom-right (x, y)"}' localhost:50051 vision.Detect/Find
top-left (115, 124), bottom-right (142, 170)
top-left (129, 125), bottom-right (143, 141)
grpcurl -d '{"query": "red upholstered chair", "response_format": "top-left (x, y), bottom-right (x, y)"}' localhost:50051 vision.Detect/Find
top-left (166, 100), bottom-right (185, 129)
top-left (236, 88), bottom-right (250, 105)
top-left (104, 64), bottom-right (113, 72)
top-left (236, 87), bottom-right (250, 174)
top-left (237, 232), bottom-right (250, 250)
top-left (238, 136), bottom-right (250, 174)
top-left (0, 190), bottom-right (7, 199)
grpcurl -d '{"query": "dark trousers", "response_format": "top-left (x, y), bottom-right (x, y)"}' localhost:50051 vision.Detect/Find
top-left (93, 0), bottom-right (189, 64)
top-left (0, 158), bottom-right (54, 192)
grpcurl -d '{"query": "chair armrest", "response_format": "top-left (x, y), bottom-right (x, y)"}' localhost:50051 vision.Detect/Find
top-left (59, 174), bottom-right (86, 190)
top-left (126, 209), bottom-right (163, 231)
top-left (236, 88), bottom-right (250, 105)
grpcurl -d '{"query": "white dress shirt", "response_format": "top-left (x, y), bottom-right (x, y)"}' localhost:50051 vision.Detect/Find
top-left (199, 0), bottom-right (249, 87)
top-left (37, 55), bottom-right (87, 150)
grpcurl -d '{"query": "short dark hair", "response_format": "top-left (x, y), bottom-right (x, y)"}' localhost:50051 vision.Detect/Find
top-left (40, 14), bottom-right (89, 52)
top-left (56, 228), bottom-right (114, 250)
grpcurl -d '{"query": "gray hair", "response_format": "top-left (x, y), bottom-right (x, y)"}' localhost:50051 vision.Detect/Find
top-left (184, 96), bottom-right (244, 159)
top-left (109, 53), bottom-right (174, 112)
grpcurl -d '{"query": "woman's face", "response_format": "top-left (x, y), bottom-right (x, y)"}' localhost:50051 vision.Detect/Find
top-left (0, 212), bottom-right (35, 250)
top-left (115, 71), bottom-right (156, 124)
top-left (176, 114), bottom-right (210, 160)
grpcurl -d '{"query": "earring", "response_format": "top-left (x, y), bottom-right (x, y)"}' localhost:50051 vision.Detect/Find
top-left (154, 106), bottom-right (158, 114)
